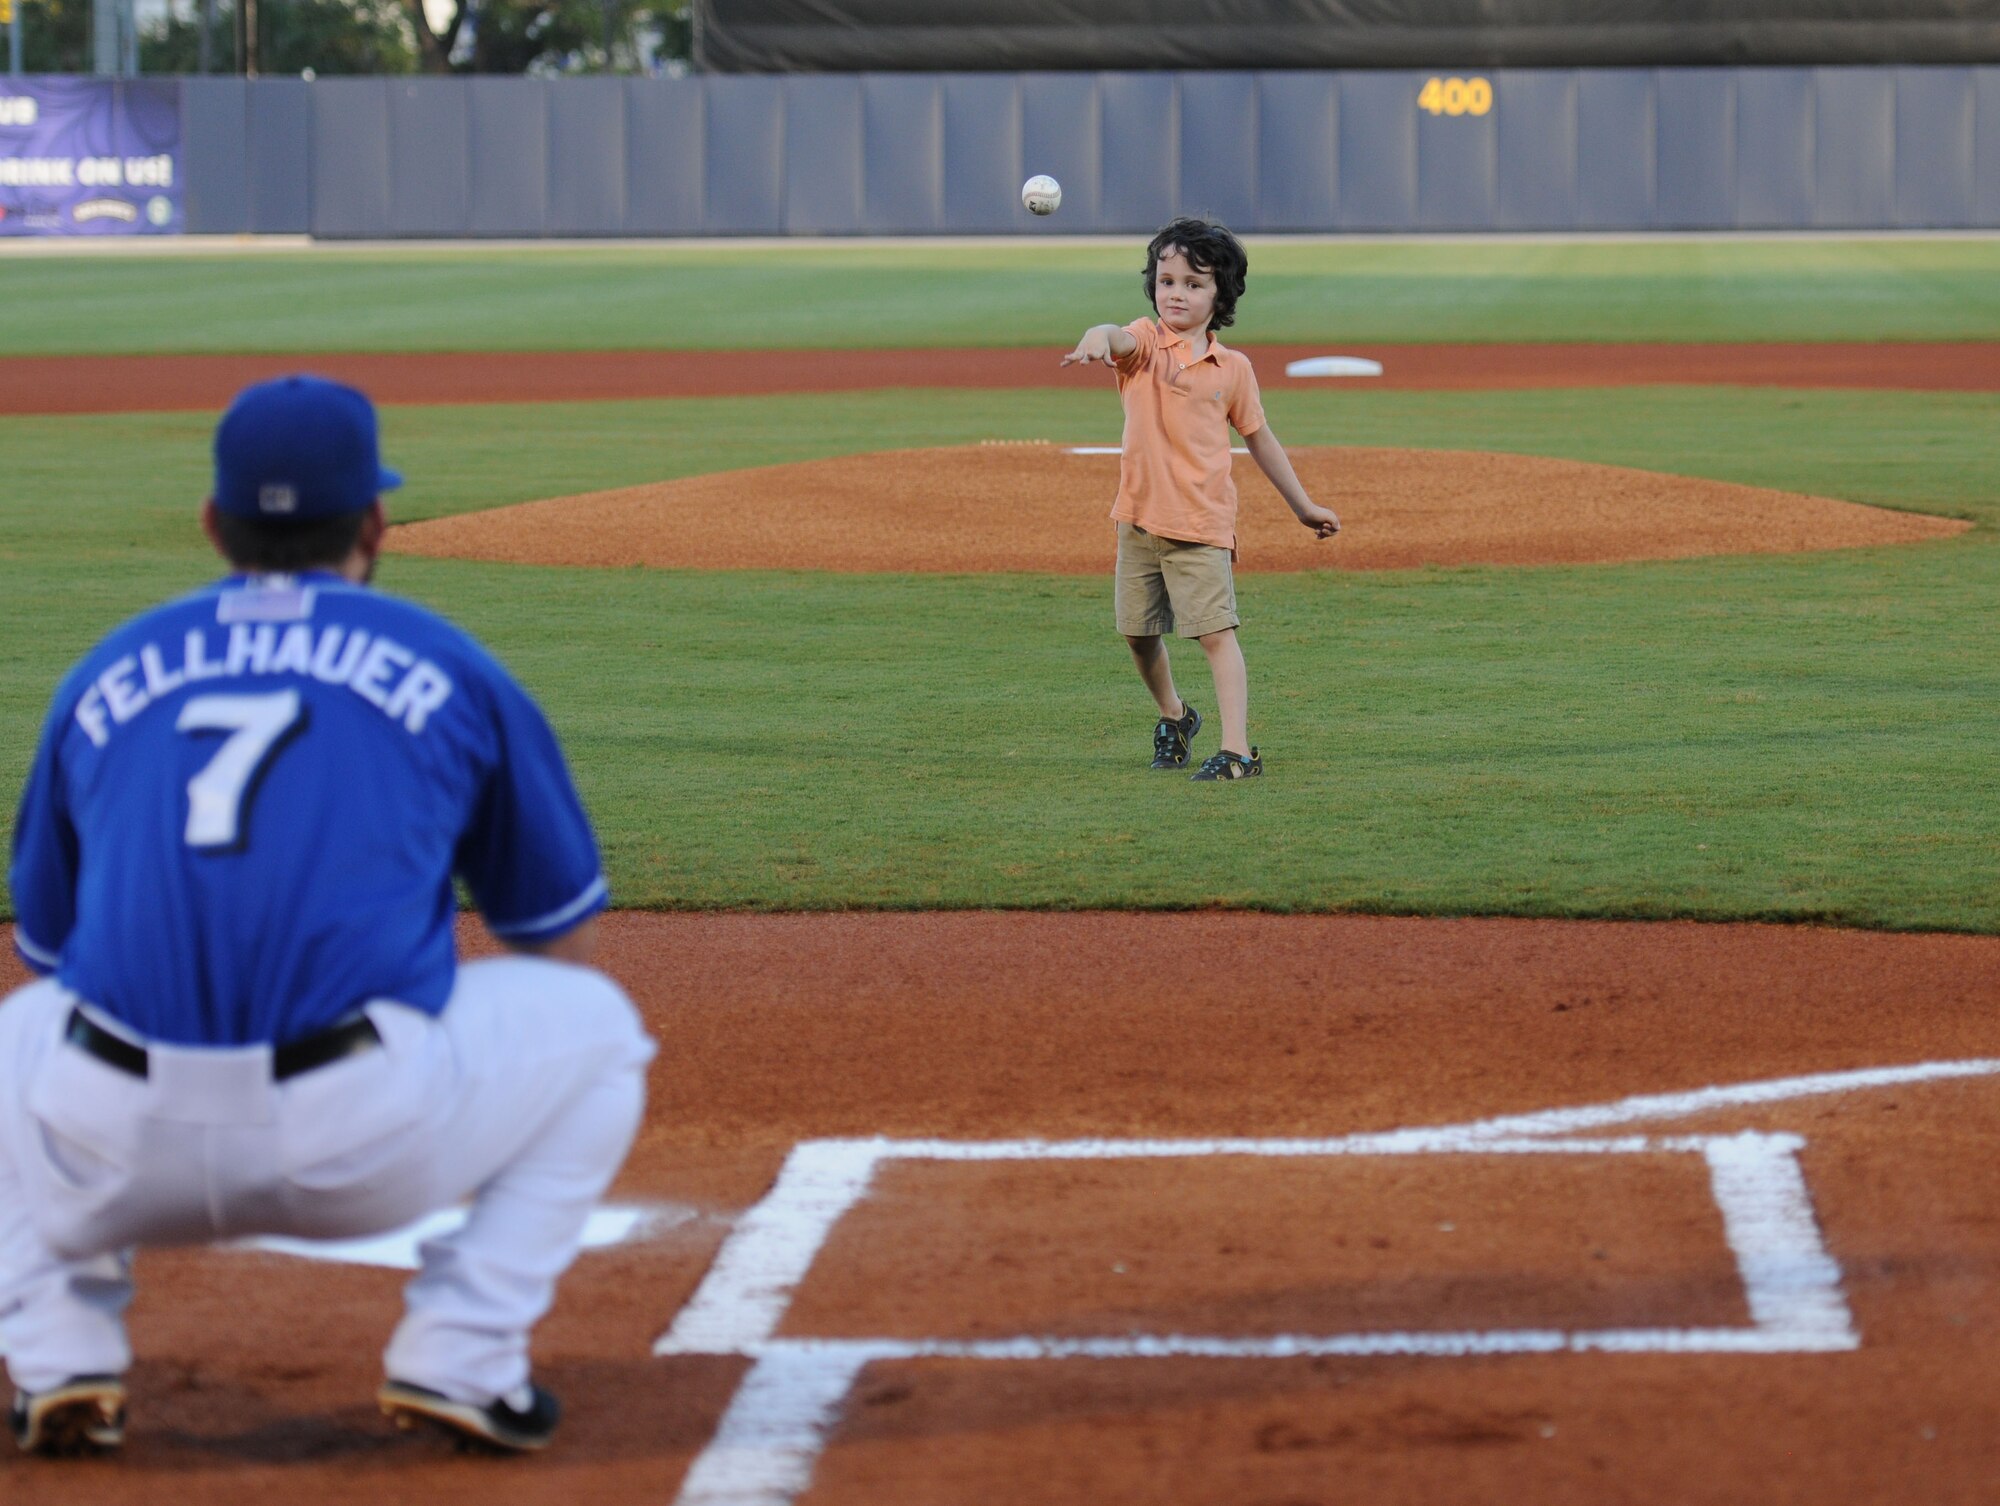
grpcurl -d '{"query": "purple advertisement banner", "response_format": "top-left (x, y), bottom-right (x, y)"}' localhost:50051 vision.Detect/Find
top-left (0, 78), bottom-right (183, 236)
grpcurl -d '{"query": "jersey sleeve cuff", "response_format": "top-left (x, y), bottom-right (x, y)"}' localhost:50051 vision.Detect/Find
top-left (1115, 319), bottom-right (1153, 369)
top-left (486, 875), bottom-right (610, 942)
top-left (12, 927), bottom-right (60, 974)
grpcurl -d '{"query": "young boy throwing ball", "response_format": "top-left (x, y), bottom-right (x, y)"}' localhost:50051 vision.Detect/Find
top-left (1063, 216), bottom-right (1340, 781)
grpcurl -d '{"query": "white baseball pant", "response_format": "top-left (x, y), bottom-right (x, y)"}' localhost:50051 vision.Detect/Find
top-left (0, 955), bottom-right (655, 1404)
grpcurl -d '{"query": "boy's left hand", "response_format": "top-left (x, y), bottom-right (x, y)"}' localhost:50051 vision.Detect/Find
top-left (1298, 503), bottom-right (1341, 539)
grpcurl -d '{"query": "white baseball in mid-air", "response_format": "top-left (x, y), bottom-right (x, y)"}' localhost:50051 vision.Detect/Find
top-left (1021, 174), bottom-right (1062, 216)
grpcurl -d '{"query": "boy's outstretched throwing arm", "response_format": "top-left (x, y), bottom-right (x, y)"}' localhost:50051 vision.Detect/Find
top-left (1062, 324), bottom-right (1138, 367)
top-left (1245, 425), bottom-right (1341, 539)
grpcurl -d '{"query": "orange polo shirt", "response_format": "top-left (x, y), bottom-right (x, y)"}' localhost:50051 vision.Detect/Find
top-left (1108, 317), bottom-right (1266, 551)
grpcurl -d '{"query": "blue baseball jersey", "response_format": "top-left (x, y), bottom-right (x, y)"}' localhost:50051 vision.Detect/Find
top-left (10, 571), bottom-right (608, 1047)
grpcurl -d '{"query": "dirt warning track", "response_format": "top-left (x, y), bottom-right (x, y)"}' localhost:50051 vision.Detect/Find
top-left (5, 912), bottom-right (2000, 1505)
top-left (3, 341), bottom-right (1998, 416)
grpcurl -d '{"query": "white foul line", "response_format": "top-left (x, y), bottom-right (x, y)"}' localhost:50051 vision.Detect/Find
top-left (1424, 1057), bottom-right (2000, 1145)
top-left (1704, 1133), bottom-right (1855, 1343)
top-left (661, 1058), bottom-right (2000, 1506)
top-left (661, 1139), bottom-right (884, 1357)
top-left (700, 1324), bottom-right (1855, 1366)
top-left (674, 1347), bottom-right (874, 1506)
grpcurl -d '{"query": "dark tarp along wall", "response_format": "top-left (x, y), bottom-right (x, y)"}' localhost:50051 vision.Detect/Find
top-left (692, 0), bottom-right (2000, 73)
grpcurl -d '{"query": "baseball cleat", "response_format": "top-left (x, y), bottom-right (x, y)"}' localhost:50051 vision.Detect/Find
top-left (1190, 746), bottom-right (1262, 781)
top-left (1150, 701), bottom-right (1202, 769)
top-left (10, 1375), bottom-right (127, 1456)
top-left (378, 1378), bottom-right (560, 1453)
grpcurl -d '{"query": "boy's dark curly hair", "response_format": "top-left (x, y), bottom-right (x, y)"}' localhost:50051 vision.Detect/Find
top-left (1142, 216), bottom-right (1248, 331)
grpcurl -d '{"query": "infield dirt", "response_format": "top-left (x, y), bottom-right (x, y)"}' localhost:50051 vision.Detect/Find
top-left (3, 912), bottom-right (1999, 1504)
top-left (2, 341), bottom-right (1998, 416)
top-left (386, 443), bottom-right (1968, 574)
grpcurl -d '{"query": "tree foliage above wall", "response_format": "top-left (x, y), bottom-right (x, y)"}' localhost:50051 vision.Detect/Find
top-left (6, 0), bottom-right (693, 75)
top-left (139, 0), bottom-right (417, 73)
top-left (15, 0), bottom-right (95, 73)
top-left (404, 0), bottom-right (688, 75)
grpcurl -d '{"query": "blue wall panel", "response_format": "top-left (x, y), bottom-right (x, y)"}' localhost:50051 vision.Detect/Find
top-left (941, 75), bottom-right (1021, 233)
top-left (626, 79), bottom-right (702, 235)
top-left (1100, 73), bottom-right (1177, 230)
top-left (1656, 69), bottom-right (1734, 229)
top-left (1416, 73), bottom-right (1497, 230)
top-left (549, 79), bottom-right (625, 235)
top-left (784, 75), bottom-right (862, 233)
top-left (246, 80), bottom-right (311, 234)
top-left (1813, 67), bottom-right (1895, 228)
top-left (1338, 72), bottom-right (1418, 230)
top-left (1736, 68), bottom-right (1814, 228)
top-left (1179, 73), bottom-right (1259, 227)
top-left (1976, 68), bottom-right (2000, 226)
top-left (1021, 74), bottom-right (1101, 231)
top-left (1575, 70), bottom-right (1654, 228)
top-left (182, 78), bottom-right (246, 233)
top-left (1895, 67), bottom-right (1974, 227)
top-left (205, 67), bottom-right (1996, 240)
top-left (1496, 70), bottom-right (1577, 230)
top-left (703, 75), bottom-right (784, 234)
top-left (310, 79), bottom-right (391, 237)
top-left (863, 75), bottom-right (942, 233)
top-left (468, 79), bottom-right (546, 237)
top-left (1256, 73), bottom-right (1337, 230)
top-left (387, 80), bottom-right (467, 235)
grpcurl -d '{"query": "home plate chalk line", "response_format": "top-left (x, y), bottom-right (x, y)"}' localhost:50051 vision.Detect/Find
top-left (661, 1056), bottom-right (2000, 1506)
top-left (238, 1202), bottom-right (690, 1270)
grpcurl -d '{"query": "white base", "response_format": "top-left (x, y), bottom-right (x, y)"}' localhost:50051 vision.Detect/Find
top-left (1285, 356), bottom-right (1385, 378)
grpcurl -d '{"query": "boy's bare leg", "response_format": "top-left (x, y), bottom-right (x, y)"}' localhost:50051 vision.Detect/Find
top-left (1124, 634), bottom-right (1186, 720)
top-left (1198, 628), bottom-right (1250, 754)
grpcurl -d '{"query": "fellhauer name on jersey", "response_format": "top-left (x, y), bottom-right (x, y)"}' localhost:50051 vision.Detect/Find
top-left (73, 620), bottom-right (455, 748)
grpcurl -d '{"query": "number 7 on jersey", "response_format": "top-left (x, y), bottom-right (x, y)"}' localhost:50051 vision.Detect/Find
top-left (177, 690), bottom-right (306, 850)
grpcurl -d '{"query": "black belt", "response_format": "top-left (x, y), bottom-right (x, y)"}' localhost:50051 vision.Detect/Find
top-left (64, 1009), bottom-right (382, 1083)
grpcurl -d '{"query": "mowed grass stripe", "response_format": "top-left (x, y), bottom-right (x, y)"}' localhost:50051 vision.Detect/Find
top-left (1, 385), bottom-right (1994, 930)
top-left (487, 547), bottom-right (1998, 928)
top-left (5, 239), bottom-right (2000, 354)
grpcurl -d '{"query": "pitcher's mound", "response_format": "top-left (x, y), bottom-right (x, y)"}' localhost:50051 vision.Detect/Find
top-left (389, 445), bottom-right (1968, 574)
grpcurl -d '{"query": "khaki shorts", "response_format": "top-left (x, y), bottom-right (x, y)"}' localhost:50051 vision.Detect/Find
top-left (1114, 522), bottom-right (1239, 639)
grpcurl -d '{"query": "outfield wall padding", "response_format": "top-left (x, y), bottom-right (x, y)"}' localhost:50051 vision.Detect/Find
top-left (179, 67), bottom-right (2000, 237)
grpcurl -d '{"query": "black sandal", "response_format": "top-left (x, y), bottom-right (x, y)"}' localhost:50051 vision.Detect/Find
top-left (1150, 703), bottom-right (1202, 769)
top-left (1191, 746), bottom-right (1262, 781)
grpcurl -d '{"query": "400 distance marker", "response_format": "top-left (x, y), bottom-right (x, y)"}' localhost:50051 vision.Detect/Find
top-left (1419, 77), bottom-right (1493, 117)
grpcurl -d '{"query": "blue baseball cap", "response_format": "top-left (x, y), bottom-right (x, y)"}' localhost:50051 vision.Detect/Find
top-left (213, 375), bottom-right (402, 519)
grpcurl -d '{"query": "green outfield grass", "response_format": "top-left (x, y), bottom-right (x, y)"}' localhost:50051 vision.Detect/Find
top-left (4, 238), bottom-right (2000, 353)
top-left (3, 383), bottom-right (1996, 931)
